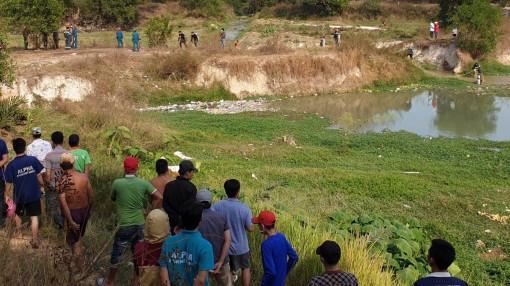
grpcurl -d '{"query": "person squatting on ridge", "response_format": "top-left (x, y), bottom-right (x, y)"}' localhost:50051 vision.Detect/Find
top-left (307, 241), bottom-right (358, 286)
top-left (3, 138), bottom-right (45, 248)
top-left (96, 157), bottom-right (162, 286)
top-left (57, 152), bottom-right (95, 274)
top-left (252, 210), bottom-right (299, 286)
top-left (197, 189), bottom-right (233, 286)
top-left (162, 160), bottom-right (198, 235)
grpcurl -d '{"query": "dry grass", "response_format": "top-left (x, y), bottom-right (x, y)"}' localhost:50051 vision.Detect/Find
top-left (145, 51), bottom-right (201, 80)
top-left (497, 18), bottom-right (510, 53)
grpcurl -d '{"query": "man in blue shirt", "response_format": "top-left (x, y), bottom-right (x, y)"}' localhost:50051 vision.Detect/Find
top-left (72, 25), bottom-right (78, 49)
top-left (414, 239), bottom-right (469, 286)
top-left (0, 138), bottom-right (9, 228)
top-left (252, 210), bottom-right (298, 286)
top-left (3, 138), bottom-right (45, 248)
top-left (132, 29), bottom-right (140, 52)
top-left (211, 179), bottom-right (254, 286)
top-left (159, 200), bottom-right (214, 286)
top-left (116, 27), bottom-right (124, 48)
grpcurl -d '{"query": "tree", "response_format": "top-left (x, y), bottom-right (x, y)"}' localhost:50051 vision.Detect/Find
top-left (145, 17), bottom-right (173, 47)
top-left (453, 0), bottom-right (502, 57)
top-left (0, 0), bottom-right (64, 48)
top-left (180, 0), bottom-right (223, 16)
top-left (66, 0), bottom-right (143, 26)
top-left (438, 0), bottom-right (465, 28)
top-left (302, 0), bottom-right (350, 16)
top-left (0, 29), bottom-right (16, 93)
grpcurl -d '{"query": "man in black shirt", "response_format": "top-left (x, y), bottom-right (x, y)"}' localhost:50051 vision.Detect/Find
top-left (162, 160), bottom-right (197, 234)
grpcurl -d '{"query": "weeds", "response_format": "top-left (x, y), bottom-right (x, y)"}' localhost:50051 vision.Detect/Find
top-left (0, 95), bottom-right (27, 130)
top-left (145, 51), bottom-right (200, 80)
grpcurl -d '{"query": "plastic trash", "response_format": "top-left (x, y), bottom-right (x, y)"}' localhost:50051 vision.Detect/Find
top-left (174, 151), bottom-right (193, 160)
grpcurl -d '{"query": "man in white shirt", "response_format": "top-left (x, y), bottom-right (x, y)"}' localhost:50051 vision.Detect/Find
top-left (27, 127), bottom-right (53, 174)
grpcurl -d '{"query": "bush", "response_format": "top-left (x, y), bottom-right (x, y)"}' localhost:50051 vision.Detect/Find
top-left (453, 0), bottom-right (502, 57)
top-left (180, 0), bottom-right (222, 16)
top-left (0, 95), bottom-right (28, 131)
top-left (145, 17), bottom-right (173, 47)
top-left (145, 52), bottom-right (200, 81)
top-left (302, 0), bottom-right (349, 16)
top-left (66, 0), bottom-right (143, 26)
top-left (358, 0), bottom-right (384, 19)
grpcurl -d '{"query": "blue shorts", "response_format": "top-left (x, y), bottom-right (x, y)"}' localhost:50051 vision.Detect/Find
top-left (110, 224), bottom-right (144, 267)
top-left (221, 38), bottom-right (226, 43)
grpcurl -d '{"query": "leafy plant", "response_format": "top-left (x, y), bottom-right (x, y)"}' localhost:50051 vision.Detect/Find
top-left (261, 25), bottom-right (278, 37)
top-left (145, 16), bottom-right (173, 47)
top-left (302, 0), bottom-right (349, 16)
top-left (102, 126), bottom-right (148, 159)
top-left (358, 0), bottom-right (384, 19)
top-left (0, 95), bottom-right (27, 131)
top-left (327, 212), bottom-right (460, 284)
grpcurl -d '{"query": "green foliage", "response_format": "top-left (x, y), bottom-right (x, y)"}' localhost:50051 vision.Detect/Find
top-left (302, 0), bottom-right (349, 16)
top-left (358, 0), bottom-right (384, 19)
top-left (261, 25), bottom-right (278, 37)
top-left (67, 0), bottom-right (143, 26)
top-left (180, 0), bottom-right (222, 16)
top-left (102, 126), bottom-right (150, 160)
top-left (329, 212), bottom-right (434, 284)
top-left (0, 34), bottom-right (16, 91)
top-left (145, 17), bottom-right (173, 47)
top-left (438, 0), bottom-right (464, 27)
top-left (453, 0), bottom-right (502, 57)
top-left (0, 95), bottom-right (28, 131)
top-left (473, 59), bottom-right (510, 75)
top-left (0, 0), bottom-right (64, 39)
top-left (137, 83), bottom-right (237, 106)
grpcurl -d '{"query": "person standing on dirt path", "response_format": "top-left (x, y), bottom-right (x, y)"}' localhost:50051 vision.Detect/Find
top-left (252, 210), bottom-right (298, 286)
top-left (68, 134), bottom-right (91, 177)
top-left (132, 29), bottom-right (140, 52)
top-left (149, 159), bottom-right (174, 209)
top-left (191, 31), bottom-right (199, 47)
top-left (72, 25), bottom-right (78, 49)
top-left (429, 22), bottom-right (434, 39)
top-left (57, 152), bottom-right (95, 274)
top-left (220, 28), bottom-right (227, 49)
top-left (434, 22), bottom-right (439, 40)
top-left (178, 31), bottom-right (187, 48)
top-left (116, 27), bottom-right (124, 48)
top-left (307, 241), bottom-right (358, 286)
top-left (333, 28), bottom-right (340, 46)
top-left (162, 160), bottom-right (198, 235)
top-left (64, 27), bottom-right (72, 50)
top-left (211, 179), bottom-right (254, 286)
top-left (53, 31), bottom-right (59, 49)
top-left (0, 138), bottom-right (9, 229)
top-left (42, 32), bottom-right (48, 49)
top-left (96, 157), bottom-right (162, 286)
top-left (44, 131), bottom-right (67, 228)
top-left (4, 138), bottom-right (45, 248)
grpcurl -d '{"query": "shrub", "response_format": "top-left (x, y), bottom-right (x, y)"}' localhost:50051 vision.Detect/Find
top-left (145, 52), bottom-right (200, 81)
top-left (453, 0), bottom-right (502, 57)
top-left (180, 0), bottom-right (222, 16)
top-left (145, 16), bottom-right (173, 47)
top-left (358, 0), bottom-right (384, 19)
top-left (0, 95), bottom-right (28, 131)
top-left (66, 0), bottom-right (143, 26)
top-left (302, 0), bottom-right (349, 16)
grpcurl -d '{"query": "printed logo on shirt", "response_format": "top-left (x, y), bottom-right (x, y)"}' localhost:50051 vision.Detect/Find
top-left (17, 166), bottom-right (35, 177)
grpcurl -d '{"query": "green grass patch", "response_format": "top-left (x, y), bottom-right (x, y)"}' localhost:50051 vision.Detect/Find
top-left (137, 84), bottom-right (237, 106)
top-left (466, 58), bottom-right (510, 76)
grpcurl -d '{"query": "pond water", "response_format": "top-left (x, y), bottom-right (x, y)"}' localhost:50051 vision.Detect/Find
top-left (225, 19), bottom-right (249, 40)
top-left (269, 90), bottom-right (510, 141)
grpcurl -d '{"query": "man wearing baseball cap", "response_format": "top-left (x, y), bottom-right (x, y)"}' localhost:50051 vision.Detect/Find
top-left (98, 157), bottom-right (163, 286)
top-left (162, 160), bottom-right (198, 234)
top-left (307, 241), bottom-right (358, 286)
top-left (252, 210), bottom-right (298, 286)
top-left (26, 126), bottom-right (52, 173)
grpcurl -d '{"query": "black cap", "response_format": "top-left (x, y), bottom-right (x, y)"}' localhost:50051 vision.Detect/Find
top-left (179, 160), bottom-right (198, 174)
top-left (316, 241), bottom-right (341, 265)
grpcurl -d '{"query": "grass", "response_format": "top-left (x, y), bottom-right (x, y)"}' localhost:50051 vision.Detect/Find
top-left (135, 83), bottom-right (237, 106)
top-left (469, 59), bottom-right (510, 76)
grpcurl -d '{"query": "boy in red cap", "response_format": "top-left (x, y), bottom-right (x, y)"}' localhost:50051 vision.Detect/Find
top-left (252, 210), bottom-right (298, 286)
top-left (97, 157), bottom-right (163, 286)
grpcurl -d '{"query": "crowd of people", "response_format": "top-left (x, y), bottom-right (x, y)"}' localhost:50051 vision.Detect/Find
top-left (0, 128), bottom-right (469, 286)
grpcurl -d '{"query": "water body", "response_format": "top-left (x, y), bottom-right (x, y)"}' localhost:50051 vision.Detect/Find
top-left (225, 19), bottom-right (249, 40)
top-left (269, 90), bottom-right (510, 141)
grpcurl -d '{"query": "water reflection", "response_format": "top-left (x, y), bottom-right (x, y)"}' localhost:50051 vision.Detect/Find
top-left (269, 90), bottom-right (510, 141)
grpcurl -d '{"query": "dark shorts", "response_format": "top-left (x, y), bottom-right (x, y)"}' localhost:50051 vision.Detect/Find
top-left (15, 200), bottom-right (42, 217)
top-left (66, 206), bottom-right (91, 245)
top-left (111, 224), bottom-right (145, 267)
top-left (229, 251), bottom-right (251, 272)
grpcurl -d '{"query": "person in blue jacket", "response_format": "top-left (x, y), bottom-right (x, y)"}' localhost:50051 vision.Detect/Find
top-left (132, 29), bottom-right (140, 52)
top-left (252, 210), bottom-right (298, 286)
top-left (116, 27), bottom-right (124, 48)
top-left (72, 25), bottom-right (78, 49)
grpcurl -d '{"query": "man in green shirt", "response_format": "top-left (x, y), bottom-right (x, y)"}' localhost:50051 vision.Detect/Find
top-left (68, 134), bottom-right (91, 177)
top-left (97, 157), bottom-right (163, 286)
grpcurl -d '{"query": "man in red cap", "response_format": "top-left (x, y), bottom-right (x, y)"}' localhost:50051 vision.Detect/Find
top-left (252, 210), bottom-right (298, 286)
top-left (116, 27), bottom-right (124, 48)
top-left (97, 157), bottom-right (163, 286)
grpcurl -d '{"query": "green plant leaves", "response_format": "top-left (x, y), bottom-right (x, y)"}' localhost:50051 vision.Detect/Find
top-left (396, 265), bottom-right (420, 285)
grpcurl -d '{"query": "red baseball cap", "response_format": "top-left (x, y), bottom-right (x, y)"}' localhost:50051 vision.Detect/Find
top-left (124, 157), bottom-right (138, 173)
top-left (252, 211), bottom-right (276, 226)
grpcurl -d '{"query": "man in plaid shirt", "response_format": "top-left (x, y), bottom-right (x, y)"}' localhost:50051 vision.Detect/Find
top-left (307, 241), bottom-right (358, 286)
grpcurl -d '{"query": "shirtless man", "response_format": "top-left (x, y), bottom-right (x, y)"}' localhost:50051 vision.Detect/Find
top-left (57, 152), bottom-right (95, 273)
top-left (149, 159), bottom-right (174, 209)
